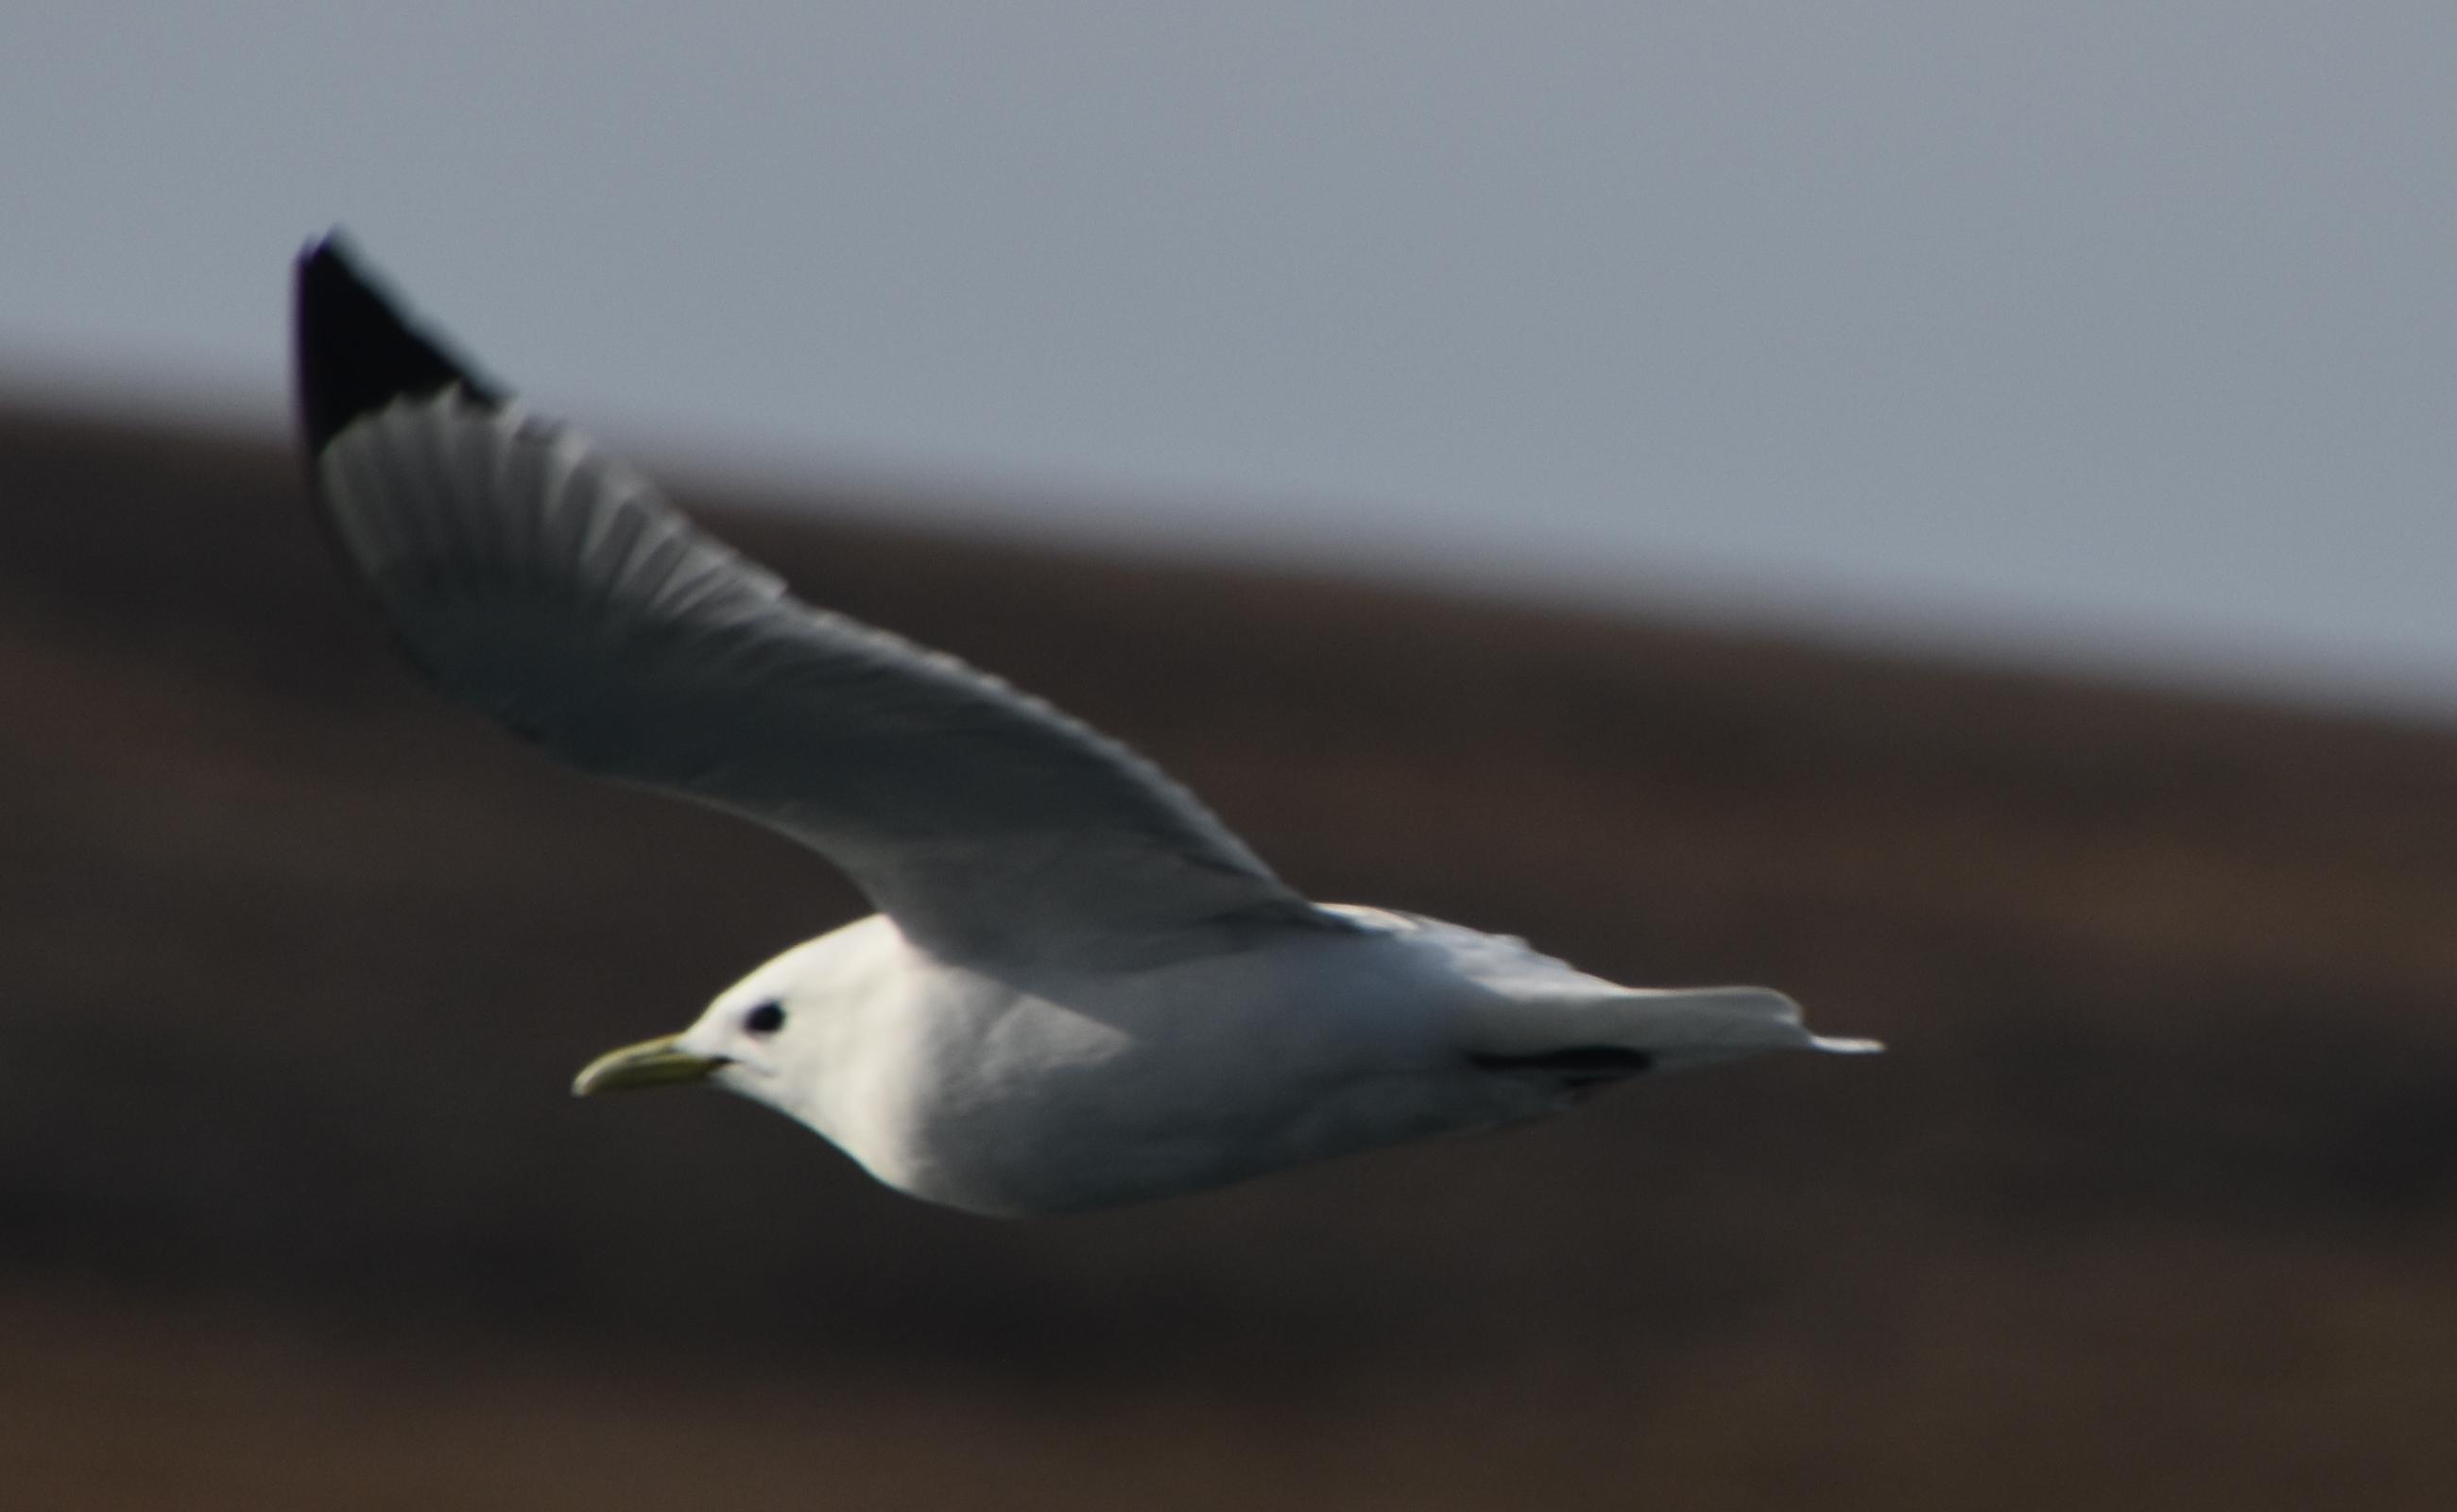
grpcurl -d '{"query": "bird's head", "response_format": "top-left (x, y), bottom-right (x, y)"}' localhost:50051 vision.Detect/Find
top-left (569, 937), bottom-right (839, 1114)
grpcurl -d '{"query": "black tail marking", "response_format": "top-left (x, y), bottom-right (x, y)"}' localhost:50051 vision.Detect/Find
top-left (1469, 1046), bottom-right (1655, 1076)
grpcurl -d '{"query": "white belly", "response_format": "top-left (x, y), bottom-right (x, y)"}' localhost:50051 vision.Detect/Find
top-left (798, 922), bottom-right (1556, 1215)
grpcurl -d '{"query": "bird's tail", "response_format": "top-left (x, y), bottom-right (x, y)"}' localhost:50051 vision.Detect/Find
top-left (1467, 986), bottom-right (1881, 1076)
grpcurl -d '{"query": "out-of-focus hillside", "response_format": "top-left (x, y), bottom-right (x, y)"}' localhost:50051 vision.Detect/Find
top-left (5, 405), bottom-right (2457, 1510)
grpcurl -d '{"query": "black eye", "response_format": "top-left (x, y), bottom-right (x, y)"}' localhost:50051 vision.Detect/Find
top-left (743, 1002), bottom-right (786, 1035)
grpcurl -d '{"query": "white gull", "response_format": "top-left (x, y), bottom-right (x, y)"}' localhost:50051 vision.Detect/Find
top-left (293, 233), bottom-right (1878, 1217)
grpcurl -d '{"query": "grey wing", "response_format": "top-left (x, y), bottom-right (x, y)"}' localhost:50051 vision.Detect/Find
top-left (295, 236), bottom-right (1322, 970)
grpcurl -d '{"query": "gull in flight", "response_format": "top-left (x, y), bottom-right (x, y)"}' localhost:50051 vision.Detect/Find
top-left (293, 234), bottom-right (1878, 1217)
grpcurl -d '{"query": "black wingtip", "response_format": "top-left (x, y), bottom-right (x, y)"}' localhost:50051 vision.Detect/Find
top-left (293, 230), bottom-right (508, 455)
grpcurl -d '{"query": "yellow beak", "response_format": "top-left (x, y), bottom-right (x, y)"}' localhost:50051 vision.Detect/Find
top-left (571, 1034), bottom-right (726, 1096)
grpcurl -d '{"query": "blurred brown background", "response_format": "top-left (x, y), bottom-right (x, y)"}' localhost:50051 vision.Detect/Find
top-left (7, 405), bottom-right (2457, 1510)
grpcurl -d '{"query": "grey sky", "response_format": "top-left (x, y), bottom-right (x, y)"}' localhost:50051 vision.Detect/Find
top-left (6, 4), bottom-right (2454, 708)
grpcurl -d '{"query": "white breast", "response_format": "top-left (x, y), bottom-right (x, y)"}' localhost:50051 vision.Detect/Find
top-left (782, 915), bottom-right (1553, 1215)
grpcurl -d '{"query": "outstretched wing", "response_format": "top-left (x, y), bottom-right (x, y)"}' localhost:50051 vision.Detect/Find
top-left (294, 234), bottom-right (1324, 970)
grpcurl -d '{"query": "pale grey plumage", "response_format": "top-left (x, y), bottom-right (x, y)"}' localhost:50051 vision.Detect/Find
top-left (317, 394), bottom-right (1327, 971)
